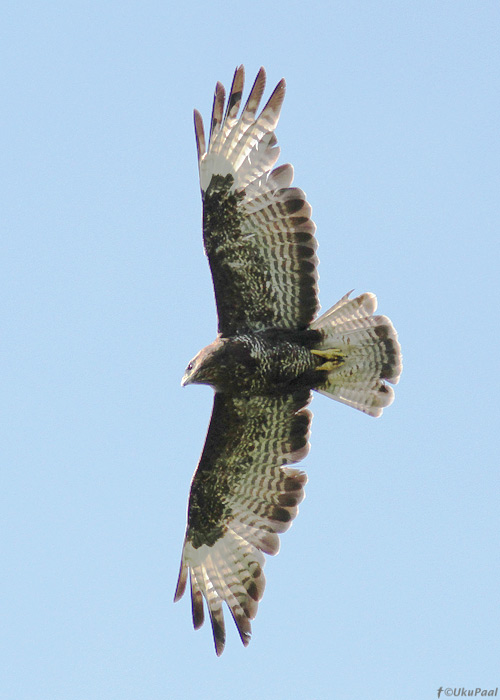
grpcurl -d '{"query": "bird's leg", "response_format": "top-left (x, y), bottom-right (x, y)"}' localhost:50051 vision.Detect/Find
top-left (311, 348), bottom-right (346, 371)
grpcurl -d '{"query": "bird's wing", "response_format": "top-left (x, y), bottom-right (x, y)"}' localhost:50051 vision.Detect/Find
top-left (174, 390), bottom-right (311, 655)
top-left (195, 66), bottom-right (319, 336)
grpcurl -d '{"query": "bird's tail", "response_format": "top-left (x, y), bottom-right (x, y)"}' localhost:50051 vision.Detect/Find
top-left (310, 292), bottom-right (402, 417)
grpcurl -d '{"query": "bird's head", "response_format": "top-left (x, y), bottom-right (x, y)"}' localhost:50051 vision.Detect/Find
top-left (181, 337), bottom-right (225, 388)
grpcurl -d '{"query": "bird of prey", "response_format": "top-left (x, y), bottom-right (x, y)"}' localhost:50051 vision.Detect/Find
top-left (174, 66), bottom-right (402, 655)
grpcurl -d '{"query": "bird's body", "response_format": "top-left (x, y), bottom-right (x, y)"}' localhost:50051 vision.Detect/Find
top-left (182, 328), bottom-right (321, 396)
top-left (174, 66), bottom-right (402, 655)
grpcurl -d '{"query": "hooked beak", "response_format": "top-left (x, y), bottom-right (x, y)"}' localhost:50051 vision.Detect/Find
top-left (181, 373), bottom-right (191, 387)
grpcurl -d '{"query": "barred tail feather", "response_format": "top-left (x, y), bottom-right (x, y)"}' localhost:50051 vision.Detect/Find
top-left (311, 292), bottom-right (402, 417)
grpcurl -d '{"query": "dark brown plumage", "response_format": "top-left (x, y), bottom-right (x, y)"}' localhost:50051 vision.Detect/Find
top-left (174, 66), bottom-right (402, 655)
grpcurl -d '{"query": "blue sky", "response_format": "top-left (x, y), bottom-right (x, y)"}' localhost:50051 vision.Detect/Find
top-left (2, 1), bottom-right (499, 698)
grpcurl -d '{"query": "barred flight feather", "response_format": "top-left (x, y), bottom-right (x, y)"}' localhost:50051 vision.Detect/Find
top-left (175, 391), bottom-right (311, 655)
top-left (196, 65), bottom-right (318, 335)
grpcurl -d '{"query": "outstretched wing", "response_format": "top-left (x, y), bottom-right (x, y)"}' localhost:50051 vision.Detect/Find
top-left (174, 390), bottom-right (311, 655)
top-left (195, 66), bottom-right (319, 336)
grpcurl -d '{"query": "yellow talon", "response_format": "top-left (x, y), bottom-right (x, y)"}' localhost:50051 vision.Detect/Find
top-left (311, 349), bottom-right (338, 359)
top-left (311, 348), bottom-right (346, 370)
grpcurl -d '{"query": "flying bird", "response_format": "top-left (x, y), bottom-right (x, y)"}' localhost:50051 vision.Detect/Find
top-left (174, 66), bottom-right (402, 655)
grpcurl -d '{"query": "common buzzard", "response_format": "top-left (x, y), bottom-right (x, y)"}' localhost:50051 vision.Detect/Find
top-left (174, 66), bottom-right (402, 655)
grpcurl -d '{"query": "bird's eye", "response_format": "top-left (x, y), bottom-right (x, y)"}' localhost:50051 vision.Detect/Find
top-left (187, 362), bottom-right (193, 371)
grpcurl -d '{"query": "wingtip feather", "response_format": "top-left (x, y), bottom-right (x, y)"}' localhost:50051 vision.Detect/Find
top-left (174, 557), bottom-right (188, 602)
top-left (193, 109), bottom-right (206, 163)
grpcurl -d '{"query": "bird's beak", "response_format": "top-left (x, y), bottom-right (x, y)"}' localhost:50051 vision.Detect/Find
top-left (181, 373), bottom-right (190, 387)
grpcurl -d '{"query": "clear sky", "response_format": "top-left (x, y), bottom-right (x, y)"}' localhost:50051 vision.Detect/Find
top-left (2, 2), bottom-right (499, 699)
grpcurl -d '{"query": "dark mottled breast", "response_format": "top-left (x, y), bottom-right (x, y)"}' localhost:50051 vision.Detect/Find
top-left (213, 328), bottom-right (323, 396)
